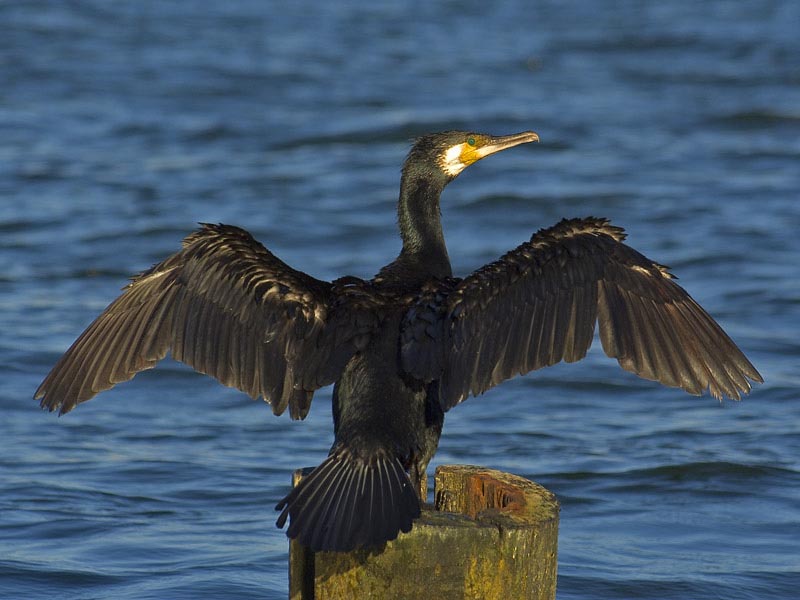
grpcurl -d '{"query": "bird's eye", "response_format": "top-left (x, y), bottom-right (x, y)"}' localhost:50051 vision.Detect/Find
top-left (467, 137), bottom-right (476, 146)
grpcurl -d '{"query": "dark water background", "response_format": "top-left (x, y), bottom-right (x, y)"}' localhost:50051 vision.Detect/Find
top-left (2, 1), bottom-right (799, 598)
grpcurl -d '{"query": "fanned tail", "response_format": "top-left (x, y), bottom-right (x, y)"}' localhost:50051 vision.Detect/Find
top-left (275, 447), bottom-right (420, 552)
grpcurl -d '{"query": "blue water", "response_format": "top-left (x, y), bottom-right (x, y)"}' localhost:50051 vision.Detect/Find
top-left (2, 1), bottom-right (799, 598)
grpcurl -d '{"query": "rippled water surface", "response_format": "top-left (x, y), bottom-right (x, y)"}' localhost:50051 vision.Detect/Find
top-left (3, 1), bottom-right (799, 598)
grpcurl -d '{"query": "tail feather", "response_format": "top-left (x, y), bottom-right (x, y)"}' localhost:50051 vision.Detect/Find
top-left (275, 448), bottom-right (420, 552)
top-left (319, 463), bottom-right (360, 551)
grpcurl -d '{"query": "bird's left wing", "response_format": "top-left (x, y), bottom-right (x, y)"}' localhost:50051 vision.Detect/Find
top-left (401, 217), bottom-right (762, 411)
top-left (35, 223), bottom-right (382, 419)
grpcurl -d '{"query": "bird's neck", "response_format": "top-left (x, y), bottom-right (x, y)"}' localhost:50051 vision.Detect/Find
top-left (395, 173), bottom-right (452, 279)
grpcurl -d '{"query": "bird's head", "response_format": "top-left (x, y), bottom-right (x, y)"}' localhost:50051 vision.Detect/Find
top-left (404, 130), bottom-right (540, 183)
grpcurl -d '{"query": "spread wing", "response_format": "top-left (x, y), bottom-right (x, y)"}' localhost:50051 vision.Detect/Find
top-left (401, 217), bottom-right (762, 410)
top-left (35, 223), bottom-right (381, 419)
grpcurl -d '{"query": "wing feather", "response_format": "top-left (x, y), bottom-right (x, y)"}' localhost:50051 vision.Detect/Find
top-left (35, 223), bottom-right (381, 418)
top-left (402, 217), bottom-right (762, 410)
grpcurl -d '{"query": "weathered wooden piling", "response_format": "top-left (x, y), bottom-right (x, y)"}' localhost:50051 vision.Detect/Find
top-left (288, 464), bottom-right (559, 599)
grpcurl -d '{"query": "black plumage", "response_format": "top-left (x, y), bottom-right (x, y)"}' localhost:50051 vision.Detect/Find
top-left (35, 130), bottom-right (762, 552)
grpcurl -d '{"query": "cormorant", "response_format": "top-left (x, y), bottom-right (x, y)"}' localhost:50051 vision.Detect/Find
top-left (35, 130), bottom-right (762, 552)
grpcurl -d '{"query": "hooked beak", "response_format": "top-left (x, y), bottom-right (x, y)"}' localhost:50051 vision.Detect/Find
top-left (473, 131), bottom-right (540, 160)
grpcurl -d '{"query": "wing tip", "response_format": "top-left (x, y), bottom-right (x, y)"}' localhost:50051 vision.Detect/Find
top-left (35, 386), bottom-right (78, 416)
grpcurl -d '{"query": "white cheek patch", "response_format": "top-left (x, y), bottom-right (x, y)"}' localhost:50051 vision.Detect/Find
top-left (440, 144), bottom-right (468, 177)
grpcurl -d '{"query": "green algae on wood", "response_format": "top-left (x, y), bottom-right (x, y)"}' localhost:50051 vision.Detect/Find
top-left (288, 464), bottom-right (559, 600)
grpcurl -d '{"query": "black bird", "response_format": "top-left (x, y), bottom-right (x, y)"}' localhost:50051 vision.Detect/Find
top-left (35, 130), bottom-right (762, 552)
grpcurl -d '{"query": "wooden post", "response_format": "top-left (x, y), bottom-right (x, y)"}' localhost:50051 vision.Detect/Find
top-left (288, 464), bottom-right (559, 599)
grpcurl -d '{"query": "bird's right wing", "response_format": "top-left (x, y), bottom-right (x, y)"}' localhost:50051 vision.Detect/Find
top-left (35, 223), bottom-right (382, 419)
top-left (401, 217), bottom-right (762, 411)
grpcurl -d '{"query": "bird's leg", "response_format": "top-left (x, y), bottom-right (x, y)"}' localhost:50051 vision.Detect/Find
top-left (407, 461), bottom-right (428, 503)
